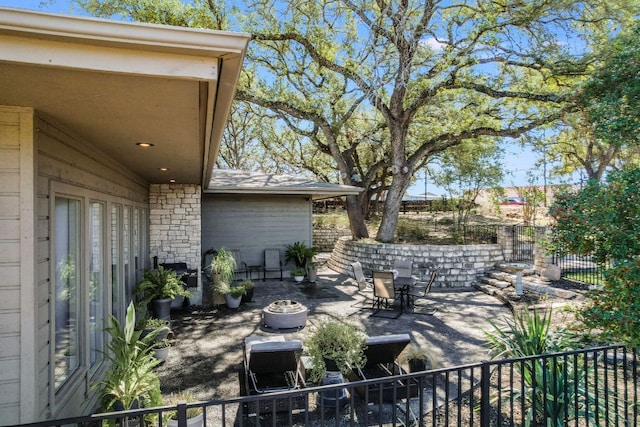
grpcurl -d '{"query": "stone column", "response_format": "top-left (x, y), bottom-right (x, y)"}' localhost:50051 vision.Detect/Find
top-left (149, 184), bottom-right (203, 304)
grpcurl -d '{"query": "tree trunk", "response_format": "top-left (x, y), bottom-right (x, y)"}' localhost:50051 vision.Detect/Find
top-left (376, 171), bottom-right (412, 242)
top-left (345, 194), bottom-right (369, 239)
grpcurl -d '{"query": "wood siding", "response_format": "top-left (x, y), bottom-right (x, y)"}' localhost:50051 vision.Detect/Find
top-left (34, 115), bottom-right (149, 421)
top-left (0, 107), bottom-right (35, 426)
top-left (201, 194), bottom-right (312, 270)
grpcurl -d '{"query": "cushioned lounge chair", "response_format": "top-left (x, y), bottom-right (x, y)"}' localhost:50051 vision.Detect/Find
top-left (347, 334), bottom-right (419, 403)
top-left (241, 335), bottom-right (307, 416)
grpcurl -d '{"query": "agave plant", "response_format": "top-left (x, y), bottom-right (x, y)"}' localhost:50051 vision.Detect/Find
top-left (485, 309), bottom-right (612, 426)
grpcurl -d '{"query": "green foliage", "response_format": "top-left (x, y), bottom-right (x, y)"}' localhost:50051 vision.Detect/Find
top-left (485, 309), bottom-right (558, 359)
top-left (143, 317), bottom-right (169, 330)
top-left (209, 247), bottom-right (237, 287)
top-left (576, 20), bottom-right (640, 147)
top-left (579, 259), bottom-right (640, 347)
top-left (284, 241), bottom-right (318, 268)
top-left (484, 309), bottom-right (606, 426)
top-left (396, 218), bottom-right (430, 242)
top-left (238, 278), bottom-right (254, 290)
top-left (93, 302), bottom-right (162, 412)
top-left (215, 281), bottom-right (246, 298)
top-left (544, 167), bottom-right (640, 346)
top-left (305, 320), bottom-right (366, 382)
top-left (134, 266), bottom-right (191, 309)
top-left (164, 391), bottom-right (203, 421)
top-left (518, 186), bottom-right (546, 225)
top-left (547, 168), bottom-right (640, 265)
top-left (290, 266), bottom-right (306, 277)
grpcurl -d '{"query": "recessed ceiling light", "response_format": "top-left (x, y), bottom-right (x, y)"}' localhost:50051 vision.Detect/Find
top-left (159, 167), bottom-right (169, 171)
top-left (136, 142), bottom-right (154, 147)
top-left (169, 179), bottom-right (176, 183)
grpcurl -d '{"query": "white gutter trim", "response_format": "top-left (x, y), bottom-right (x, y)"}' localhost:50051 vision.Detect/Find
top-left (0, 7), bottom-right (251, 58)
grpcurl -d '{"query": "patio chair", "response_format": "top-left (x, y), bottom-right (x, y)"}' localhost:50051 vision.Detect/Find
top-left (347, 333), bottom-right (418, 403)
top-left (372, 271), bottom-right (400, 318)
top-left (407, 267), bottom-right (440, 315)
top-left (241, 335), bottom-right (307, 416)
top-left (230, 249), bottom-right (249, 279)
top-left (351, 261), bottom-right (372, 290)
top-left (263, 248), bottom-right (283, 281)
top-left (392, 259), bottom-right (413, 279)
top-left (349, 261), bottom-right (374, 311)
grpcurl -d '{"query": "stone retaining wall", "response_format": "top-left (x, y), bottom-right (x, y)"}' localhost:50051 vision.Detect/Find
top-left (327, 236), bottom-right (505, 288)
top-left (313, 227), bottom-right (351, 251)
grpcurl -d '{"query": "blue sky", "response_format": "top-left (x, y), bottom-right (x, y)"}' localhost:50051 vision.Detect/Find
top-left (0, 0), bottom-right (573, 196)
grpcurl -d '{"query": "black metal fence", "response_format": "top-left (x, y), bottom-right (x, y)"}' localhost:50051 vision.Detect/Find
top-left (20, 345), bottom-right (638, 427)
top-left (461, 224), bottom-right (499, 244)
top-left (552, 251), bottom-right (610, 286)
top-left (510, 225), bottom-right (542, 263)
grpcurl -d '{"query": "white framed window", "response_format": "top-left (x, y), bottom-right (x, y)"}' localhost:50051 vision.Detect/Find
top-left (88, 201), bottom-right (105, 369)
top-left (53, 196), bottom-right (81, 390)
top-left (49, 183), bottom-right (149, 409)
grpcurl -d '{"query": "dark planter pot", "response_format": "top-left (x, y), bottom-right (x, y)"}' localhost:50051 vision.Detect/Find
top-left (241, 287), bottom-right (254, 303)
top-left (113, 396), bottom-right (142, 411)
top-left (152, 298), bottom-right (172, 321)
top-left (323, 358), bottom-right (340, 372)
top-left (409, 359), bottom-right (428, 373)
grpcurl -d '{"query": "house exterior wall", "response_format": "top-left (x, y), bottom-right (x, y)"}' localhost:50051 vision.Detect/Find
top-left (35, 116), bottom-right (149, 422)
top-left (0, 107), bottom-right (151, 425)
top-left (201, 194), bottom-right (312, 274)
top-left (0, 106), bottom-right (36, 426)
top-left (149, 184), bottom-right (202, 304)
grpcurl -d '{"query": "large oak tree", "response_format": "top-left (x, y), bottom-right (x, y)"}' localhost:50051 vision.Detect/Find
top-left (73, 0), bottom-right (638, 241)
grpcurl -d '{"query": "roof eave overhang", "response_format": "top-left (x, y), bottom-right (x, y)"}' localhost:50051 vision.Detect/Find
top-left (0, 7), bottom-right (251, 187)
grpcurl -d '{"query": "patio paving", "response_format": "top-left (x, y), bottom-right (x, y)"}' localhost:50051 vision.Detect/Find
top-left (155, 261), bottom-right (512, 402)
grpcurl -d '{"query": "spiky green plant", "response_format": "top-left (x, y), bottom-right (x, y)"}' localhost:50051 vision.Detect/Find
top-left (485, 309), bottom-right (612, 426)
top-left (93, 302), bottom-right (162, 412)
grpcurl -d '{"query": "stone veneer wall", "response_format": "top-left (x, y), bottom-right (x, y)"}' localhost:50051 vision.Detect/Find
top-left (149, 184), bottom-right (202, 304)
top-left (327, 236), bottom-right (505, 288)
top-left (313, 227), bottom-right (352, 251)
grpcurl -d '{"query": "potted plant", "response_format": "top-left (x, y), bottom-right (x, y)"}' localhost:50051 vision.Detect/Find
top-left (93, 302), bottom-right (163, 412)
top-left (141, 317), bottom-right (170, 342)
top-left (402, 344), bottom-right (438, 372)
top-left (239, 279), bottom-right (255, 303)
top-left (164, 391), bottom-right (204, 427)
top-left (290, 267), bottom-right (306, 282)
top-left (209, 248), bottom-right (236, 306)
top-left (153, 338), bottom-right (171, 362)
top-left (216, 282), bottom-right (246, 309)
top-left (306, 260), bottom-right (319, 282)
top-left (305, 320), bottom-right (367, 383)
top-left (285, 241), bottom-right (318, 269)
top-left (135, 266), bottom-right (191, 321)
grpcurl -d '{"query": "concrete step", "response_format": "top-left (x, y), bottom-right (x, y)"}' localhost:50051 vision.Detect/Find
top-left (479, 276), bottom-right (512, 289)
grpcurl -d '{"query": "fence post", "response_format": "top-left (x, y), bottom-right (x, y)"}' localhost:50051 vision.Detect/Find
top-left (480, 361), bottom-right (491, 427)
top-left (177, 401), bottom-right (187, 427)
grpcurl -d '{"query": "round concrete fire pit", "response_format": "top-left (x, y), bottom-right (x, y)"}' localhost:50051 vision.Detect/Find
top-left (263, 300), bottom-right (308, 330)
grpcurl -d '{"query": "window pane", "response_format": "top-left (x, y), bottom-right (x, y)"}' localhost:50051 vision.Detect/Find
top-left (89, 202), bottom-right (104, 367)
top-left (111, 205), bottom-right (122, 320)
top-left (54, 197), bottom-right (80, 389)
top-left (123, 207), bottom-right (131, 302)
